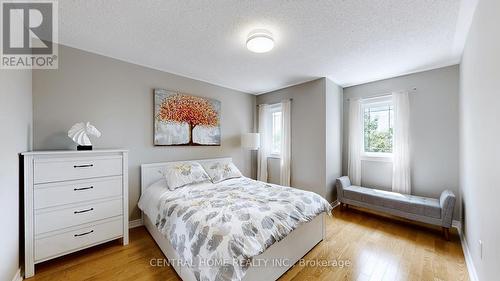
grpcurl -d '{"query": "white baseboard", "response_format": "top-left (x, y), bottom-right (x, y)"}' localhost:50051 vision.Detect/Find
top-left (129, 219), bottom-right (143, 229)
top-left (11, 268), bottom-right (22, 281)
top-left (452, 220), bottom-right (479, 281)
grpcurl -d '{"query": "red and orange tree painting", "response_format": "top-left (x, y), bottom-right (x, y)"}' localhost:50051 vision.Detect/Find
top-left (156, 94), bottom-right (219, 145)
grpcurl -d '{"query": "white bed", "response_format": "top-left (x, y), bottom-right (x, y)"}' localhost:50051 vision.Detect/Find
top-left (140, 157), bottom-right (326, 281)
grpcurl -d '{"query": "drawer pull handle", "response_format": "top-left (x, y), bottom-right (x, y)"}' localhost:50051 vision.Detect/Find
top-left (74, 186), bottom-right (93, 191)
top-left (74, 230), bottom-right (94, 237)
top-left (73, 164), bottom-right (94, 168)
top-left (74, 208), bottom-right (94, 214)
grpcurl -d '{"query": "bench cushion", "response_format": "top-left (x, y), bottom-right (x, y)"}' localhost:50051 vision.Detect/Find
top-left (343, 185), bottom-right (441, 219)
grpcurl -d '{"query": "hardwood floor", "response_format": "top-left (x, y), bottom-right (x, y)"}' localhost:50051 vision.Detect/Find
top-left (26, 207), bottom-right (469, 281)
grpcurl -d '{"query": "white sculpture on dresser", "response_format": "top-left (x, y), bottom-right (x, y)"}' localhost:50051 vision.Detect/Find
top-left (68, 122), bottom-right (101, 150)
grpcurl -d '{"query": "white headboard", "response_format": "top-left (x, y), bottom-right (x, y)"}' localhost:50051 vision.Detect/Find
top-left (140, 157), bottom-right (233, 195)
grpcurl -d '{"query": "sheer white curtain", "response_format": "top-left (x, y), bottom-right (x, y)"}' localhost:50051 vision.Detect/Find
top-left (348, 98), bottom-right (362, 185)
top-left (257, 104), bottom-right (271, 182)
top-left (392, 92), bottom-right (411, 194)
top-left (280, 99), bottom-right (291, 186)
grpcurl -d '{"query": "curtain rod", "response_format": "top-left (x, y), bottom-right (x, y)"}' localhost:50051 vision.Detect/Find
top-left (346, 87), bottom-right (417, 101)
top-left (256, 98), bottom-right (293, 106)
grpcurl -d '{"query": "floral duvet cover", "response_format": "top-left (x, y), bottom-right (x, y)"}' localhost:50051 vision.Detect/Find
top-left (151, 177), bottom-right (332, 281)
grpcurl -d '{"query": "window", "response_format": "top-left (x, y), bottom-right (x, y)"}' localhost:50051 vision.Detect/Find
top-left (269, 104), bottom-right (282, 156)
top-left (362, 97), bottom-right (393, 158)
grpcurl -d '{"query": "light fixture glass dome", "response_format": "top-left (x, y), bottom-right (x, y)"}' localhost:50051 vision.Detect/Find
top-left (246, 29), bottom-right (274, 53)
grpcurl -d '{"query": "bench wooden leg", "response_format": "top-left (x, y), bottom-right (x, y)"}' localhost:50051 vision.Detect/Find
top-left (442, 227), bottom-right (450, 241)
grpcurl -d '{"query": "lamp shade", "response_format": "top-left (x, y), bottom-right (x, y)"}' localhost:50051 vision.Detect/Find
top-left (241, 133), bottom-right (260, 150)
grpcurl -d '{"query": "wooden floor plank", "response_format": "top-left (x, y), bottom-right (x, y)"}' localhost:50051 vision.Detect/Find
top-left (26, 207), bottom-right (468, 281)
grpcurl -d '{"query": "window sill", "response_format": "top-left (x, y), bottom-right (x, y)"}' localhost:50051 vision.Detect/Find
top-left (268, 155), bottom-right (281, 159)
top-left (361, 154), bottom-right (393, 163)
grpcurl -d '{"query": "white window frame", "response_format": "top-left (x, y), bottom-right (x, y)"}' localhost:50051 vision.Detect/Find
top-left (268, 103), bottom-right (282, 158)
top-left (361, 96), bottom-right (393, 162)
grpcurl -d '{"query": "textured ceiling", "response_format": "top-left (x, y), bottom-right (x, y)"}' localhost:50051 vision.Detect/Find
top-left (59, 0), bottom-right (464, 94)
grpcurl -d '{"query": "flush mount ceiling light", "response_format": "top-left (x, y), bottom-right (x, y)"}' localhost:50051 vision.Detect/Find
top-left (246, 29), bottom-right (274, 53)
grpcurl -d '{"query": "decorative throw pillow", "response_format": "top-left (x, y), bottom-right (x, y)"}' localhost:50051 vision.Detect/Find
top-left (163, 162), bottom-right (211, 190)
top-left (201, 160), bottom-right (243, 183)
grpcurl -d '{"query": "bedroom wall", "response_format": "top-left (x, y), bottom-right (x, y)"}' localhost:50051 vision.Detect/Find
top-left (325, 79), bottom-right (344, 201)
top-left (32, 45), bottom-right (255, 221)
top-left (256, 78), bottom-right (343, 202)
top-left (342, 65), bottom-right (460, 219)
top-left (267, 157), bottom-right (281, 185)
top-left (257, 79), bottom-right (326, 197)
top-left (0, 70), bottom-right (32, 281)
top-left (459, 0), bottom-right (500, 279)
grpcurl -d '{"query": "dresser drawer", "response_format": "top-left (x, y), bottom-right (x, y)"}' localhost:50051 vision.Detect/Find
top-left (35, 218), bottom-right (123, 262)
top-left (34, 176), bottom-right (122, 209)
top-left (34, 156), bottom-right (122, 184)
top-left (35, 199), bottom-right (122, 234)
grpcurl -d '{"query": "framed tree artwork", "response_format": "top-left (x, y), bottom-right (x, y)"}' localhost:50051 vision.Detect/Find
top-left (154, 89), bottom-right (221, 146)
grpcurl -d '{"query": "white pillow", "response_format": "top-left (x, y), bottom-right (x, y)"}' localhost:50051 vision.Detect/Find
top-left (138, 179), bottom-right (169, 219)
top-left (201, 160), bottom-right (243, 183)
top-left (163, 161), bottom-right (211, 190)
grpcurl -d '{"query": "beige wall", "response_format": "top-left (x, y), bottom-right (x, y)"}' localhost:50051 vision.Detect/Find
top-left (343, 65), bottom-right (460, 219)
top-left (0, 69), bottom-right (32, 281)
top-left (459, 0), bottom-right (500, 279)
top-left (256, 78), bottom-right (343, 202)
top-left (32, 45), bottom-right (256, 220)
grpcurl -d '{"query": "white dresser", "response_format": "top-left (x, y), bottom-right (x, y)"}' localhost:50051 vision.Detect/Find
top-left (22, 150), bottom-right (129, 278)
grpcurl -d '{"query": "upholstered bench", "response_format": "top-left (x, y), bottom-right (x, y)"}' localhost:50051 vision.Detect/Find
top-left (336, 176), bottom-right (456, 240)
